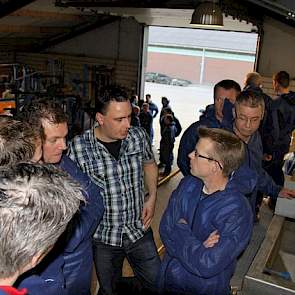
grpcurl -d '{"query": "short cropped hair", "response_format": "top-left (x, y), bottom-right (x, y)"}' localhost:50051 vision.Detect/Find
top-left (96, 87), bottom-right (129, 115)
top-left (235, 90), bottom-right (265, 115)
top-left (0, 117), bottom-right (39, 167)
top-left (18, 99), bottom-right (68, 140)
top-left (214, 80), bottom-right (241, 100)
top-left (198, 127), bottom-right (245, 177)
top-left (0, 163), bottom-right (84, 278)
top-left (273, 71), bottom-right (290, 88)
top-left (245, 72), bottom-right (262, 88)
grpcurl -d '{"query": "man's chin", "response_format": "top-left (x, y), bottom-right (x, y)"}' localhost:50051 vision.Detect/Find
top-left (44, 155), bottom-right (62, 164)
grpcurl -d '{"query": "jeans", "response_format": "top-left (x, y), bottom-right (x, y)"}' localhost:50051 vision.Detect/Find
top-left (93, 229), bottom-right (161, 295)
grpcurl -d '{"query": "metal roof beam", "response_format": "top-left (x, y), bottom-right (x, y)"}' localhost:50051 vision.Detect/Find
top-left (0, 25), bottom-right (71, 34)
top-left (0, 0), bottom-right (37, 18)
top-left (10, 9), bottom-right (89, 21)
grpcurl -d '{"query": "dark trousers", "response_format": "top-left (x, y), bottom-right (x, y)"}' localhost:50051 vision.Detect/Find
top-left (93, 229), bottom-right (161, 295)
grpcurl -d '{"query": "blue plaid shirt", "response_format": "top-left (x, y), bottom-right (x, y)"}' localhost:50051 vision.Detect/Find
top-left (68, 126), bottom-right (155, 246)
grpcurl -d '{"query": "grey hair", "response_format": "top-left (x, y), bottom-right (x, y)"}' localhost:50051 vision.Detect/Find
top-left (0, 116), bottom-right (40, 167)
top-left (0, 163), bottom-right (84, 278)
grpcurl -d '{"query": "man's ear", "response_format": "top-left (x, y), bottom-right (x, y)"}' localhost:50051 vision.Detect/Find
top-left (95, 112), bottom-right (104, 125)
top-left (211, 162), bottom-right (219, 174)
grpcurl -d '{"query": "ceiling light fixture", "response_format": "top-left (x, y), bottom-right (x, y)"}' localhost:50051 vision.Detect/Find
top-left (190, 1), bottom-right (224, 28)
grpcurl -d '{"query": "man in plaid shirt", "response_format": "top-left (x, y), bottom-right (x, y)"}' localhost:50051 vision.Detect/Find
top-left (68, 88), bottom-right (160, 295)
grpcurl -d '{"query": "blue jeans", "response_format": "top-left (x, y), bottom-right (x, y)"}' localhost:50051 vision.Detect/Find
top-left (93, 229), bottom-right (160, 295)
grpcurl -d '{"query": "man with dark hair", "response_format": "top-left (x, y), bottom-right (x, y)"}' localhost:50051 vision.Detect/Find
top-left (68, 89), bottom-right (160, 294)
top-left (262, 71), bottom-right (295, 188)
top-left (178, 79), bottom-right (241, 176)
top-left (17, 99), bottom-right (104, 295)
top-left (159, 127), bottom-right (255, 295)
top-left (0, 163), bottom-right (84, 295)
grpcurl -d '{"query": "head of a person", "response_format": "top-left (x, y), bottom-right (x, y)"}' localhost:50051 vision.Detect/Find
top-left (95, 88), bottom-right (131, 142)
top-left (0, 117), bottom-right (42, 167)
top-left (145, 94), bottom-right (151, 103)
top-left (234, 90), bottom-right (265, 141)
top-left (244, 72), bottom-right (262, 88)
top-left (142, 102), bottom-right (149, 113)
top-left (0, 162), bottom-right (84, 282)
top-left (132, 105), bottom-right (140, 116)
top-left (189, 127), bottom-right (245, 179)
top-left (130, 94), bottom-right (138, 105)
top-left (19, 99), bottom-right (68, 164)
top-left (162, 107), bottom-right (173, 117)
top-left (213, 79), bottom-right (241, 120)
top-left (273, 71), bottom-right (290, 92)
top-left (161, 96), bottom-right (169, 107)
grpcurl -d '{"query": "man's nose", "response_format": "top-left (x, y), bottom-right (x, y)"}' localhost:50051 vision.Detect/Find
top-left (125, 118), bottom-right (131, 129)
top-left (58, 138), bottom-right (67, 150)
top-left (245, 118), bottom-right (251, 128)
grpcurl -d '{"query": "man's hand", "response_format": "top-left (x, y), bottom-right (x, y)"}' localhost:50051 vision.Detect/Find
top-left (279, 187), bottom-right (295, 199)
top-left (203, 230), bottom-right (220, 248)
top-left (142, 195), bottom-right (156, 230)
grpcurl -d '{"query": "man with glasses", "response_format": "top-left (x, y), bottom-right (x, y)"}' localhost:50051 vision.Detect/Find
top-left (178, 79), bottom-right (241, 176)
top-left (233, 90), bottom-right (295, 216)
top-left (158, 127), bottom-right (255, 295)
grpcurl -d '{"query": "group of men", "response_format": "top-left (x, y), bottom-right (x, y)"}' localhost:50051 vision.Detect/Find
top-left (0, 71), bottom-right (294, 295)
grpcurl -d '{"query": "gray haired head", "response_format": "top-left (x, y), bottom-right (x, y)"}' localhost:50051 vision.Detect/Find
top-left (0, 163), bottom-right (84, 279)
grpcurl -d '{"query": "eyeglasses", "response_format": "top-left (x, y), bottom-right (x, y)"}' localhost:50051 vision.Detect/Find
top-left (194, 150), bottom-right (223, 170)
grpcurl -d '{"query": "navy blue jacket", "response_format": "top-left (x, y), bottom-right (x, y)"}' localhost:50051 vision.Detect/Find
top-left (263, 91), bottom-right (295, 159)
top-left (148, 101), bottom-right (159, 118)
top-left (158, 166), bottom-right (256, 295)
top-left (18, 155), bottom-right (104, 295)
top-left (177, 102), bottom-right (232, 176)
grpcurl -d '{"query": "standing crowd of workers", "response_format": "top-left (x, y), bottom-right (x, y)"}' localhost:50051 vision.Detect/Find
top-left (0, 70), bottom-right (294, 295)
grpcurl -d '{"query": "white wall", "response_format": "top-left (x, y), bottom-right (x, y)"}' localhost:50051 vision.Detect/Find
top-left (46, 17), bottom-right (142, 63)
top-left (258, 16), bottom-right (295, 77)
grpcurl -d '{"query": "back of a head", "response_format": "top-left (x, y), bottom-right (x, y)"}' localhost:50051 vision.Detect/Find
top-left (0, 162), bottom-right (84, 279)
top-left (245, 72), bottom-right (262, 88)
top-left (235, 90), bottom-right (265, 114)
top-left (273, 71), bottom-right (290, 89)
top-left (214, 79), bottom-right (241, 99)
top-left (96, 87), bottom-right (129, 115)
top-left (18, 99), bottom-right (68, 139)
top-left (198, 127), bottom-right (245, 177)
top-left (0, 117), bottom-right (38, 167)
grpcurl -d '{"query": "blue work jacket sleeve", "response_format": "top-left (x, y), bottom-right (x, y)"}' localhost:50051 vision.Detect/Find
top-left (59, 156), bottom-right (104, 252)
top-left (64, 181), bottom-right (104, 253)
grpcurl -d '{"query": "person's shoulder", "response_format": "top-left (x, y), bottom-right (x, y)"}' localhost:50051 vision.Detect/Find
top-left (182, 121), bottom-right (201, 135)
top-left (73, 128), bottom-right (92, 142)
top-left (282, 91), bottom-right (295, 106)
top-left (179, 175), bottom-right (202, 190)
top-left (128, 126), bottom-right (147, 140)
top-left (60, 155), bottom-right (90, 184)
